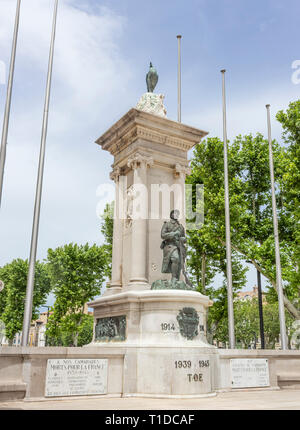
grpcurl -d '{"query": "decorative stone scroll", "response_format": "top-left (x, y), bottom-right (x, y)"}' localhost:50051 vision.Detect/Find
top-left (174, 163), bottom-right (191, 179)
top-left (136, 92), bottom-right (167, 118)
top-left (95, 315), bottom-right (126, 342)
top-left (127, 152), bottom-right (154, 170)
top-left (109, 166), bottom-right (121, 182)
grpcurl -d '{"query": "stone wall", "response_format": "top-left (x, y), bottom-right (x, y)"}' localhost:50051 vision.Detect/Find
top-left (0, 347), bottom-right (299, 401)
top-left (0, 347), bottom-right (124, 401)
top-left (216, 349), bottom-right (300, 391)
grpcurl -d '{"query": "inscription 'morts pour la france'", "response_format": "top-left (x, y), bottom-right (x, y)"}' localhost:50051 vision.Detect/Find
top-left (95, 315), bottom-right (126, 342)
top-left (45, 359), bottom-right (108, 397)
top-left (231, 359), bottom-right (270, 388)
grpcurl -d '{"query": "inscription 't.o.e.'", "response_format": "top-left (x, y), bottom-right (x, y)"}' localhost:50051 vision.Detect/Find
top-left (188, 373), bottom-right (203, 382)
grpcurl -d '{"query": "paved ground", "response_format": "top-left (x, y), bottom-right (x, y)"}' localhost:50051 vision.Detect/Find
top-left (0, 389), bottom-right (300, 410)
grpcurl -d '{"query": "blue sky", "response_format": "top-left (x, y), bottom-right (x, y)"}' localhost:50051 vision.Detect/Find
top-left (0, 0), bottom-right (299, 305)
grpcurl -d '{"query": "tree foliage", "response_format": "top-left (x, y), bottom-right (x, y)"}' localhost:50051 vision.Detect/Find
top-left (276, 100), bottom-right (300, 309)
top-left (187, 127), bottom-right (299, 326)
top-left (0, 259), bottom-right (51, 342)
top-left (47, 314), bottom-right (94, 347)
top-left (211, 298), bottom-right (295, 349)
top-left (186, 136), bottom-right (248, 294)
top-left (45, 243), bottom-right (107, 346)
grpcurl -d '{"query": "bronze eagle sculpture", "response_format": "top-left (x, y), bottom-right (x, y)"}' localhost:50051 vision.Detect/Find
top-left (146, 62), bottom-right (158, 93)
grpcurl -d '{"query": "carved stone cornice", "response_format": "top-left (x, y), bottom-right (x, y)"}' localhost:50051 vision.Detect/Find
top-left (95, 108), bottom-right (208, 157)
top-left (127, 152), bottom-right (154, 170)
top-left (110, 125), bottom-right (197, 155)
top-left (173, 163), bottom-right (191, 179)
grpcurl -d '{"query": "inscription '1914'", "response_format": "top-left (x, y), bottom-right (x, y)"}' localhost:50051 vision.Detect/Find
top-left (161, 323), bottom-right (175, 331)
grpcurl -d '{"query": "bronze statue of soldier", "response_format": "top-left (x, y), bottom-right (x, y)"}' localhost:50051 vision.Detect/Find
top-left (151, 209), bottom-right (193, 290)
top-left (160, 209), bottom-right (188, 282)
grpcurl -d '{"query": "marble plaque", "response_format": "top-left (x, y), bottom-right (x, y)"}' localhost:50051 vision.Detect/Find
top-left (230, 358), bottom-right (270, 388)
top-left (45, 358), bottom-right (108, 397)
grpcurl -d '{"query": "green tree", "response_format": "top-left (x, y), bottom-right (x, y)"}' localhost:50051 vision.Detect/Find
top-left (77, 314), bottom-right (94, 347)
top-left (186, 137), bottom-right (248, 293)
top-left (187, 130), bottom-right (299, 324)
top-left (0, 278), bottom-right (8, 317)
top-left (211, 298), bottom-right (294, 349)
top-left (46, 243), bottom-right (107, 347)
top-left (263, 301), bottom-right (295, 349)
top-left (47, 314), bottom-right (94, 347)
top-left (0, 259), bottom-right (51, 344)
top-left (234, 299), bottom-right (260, 348)
top-left (206, 254), bottom-right (247, 344)
top-left (210, 299), bottom-right (260, 348)
top-left (230, 133), bottom-right (299, 319)
top-left (276, 100), bottom-right (300, 310)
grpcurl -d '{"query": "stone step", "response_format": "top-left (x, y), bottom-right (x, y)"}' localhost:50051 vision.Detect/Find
top-left (0, 381), bottom-right (27, 401)
top-left (278, 374), bottom-right (300, 389)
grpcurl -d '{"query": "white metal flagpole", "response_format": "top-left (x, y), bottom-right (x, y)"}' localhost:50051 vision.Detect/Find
top-left (177, 35), bottom-right (182, 123)
top-left (21, 0), bottom-right (59, 347)
top-left (0, 0), bottom-right (21, 209)
top-left (266, 104), bottom-right (288, 350)
top-left (221, 69), bottom-right (235, 348)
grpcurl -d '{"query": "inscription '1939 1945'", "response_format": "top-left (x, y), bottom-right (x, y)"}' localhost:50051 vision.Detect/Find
top-left (174, 359), bottom-right (210, 383)
top-left (175, 360), bottom-right (209, 369)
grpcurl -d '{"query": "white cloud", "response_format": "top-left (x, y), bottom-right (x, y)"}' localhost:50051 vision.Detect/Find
top-left (185, 84), bottom-right (298, 144)
top-left (0, 0), bottom-right (132, 265)
top-left (0, 0), bottom-right (131, 126)
top-left (0, 0), bottom-right (297, 302)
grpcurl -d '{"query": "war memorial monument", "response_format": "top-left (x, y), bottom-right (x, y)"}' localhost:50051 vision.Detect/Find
top-left (87, 63), bottom-right (218, 398)
top-left (0, 64), bottom-right (299, 403)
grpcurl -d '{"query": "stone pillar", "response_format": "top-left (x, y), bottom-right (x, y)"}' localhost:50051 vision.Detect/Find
top-left (126, 152), bottom-right (153, 290)
top-left (108, 166), bottom-right (123, 293)
top-left (173, 163), bottom-right (191, 228)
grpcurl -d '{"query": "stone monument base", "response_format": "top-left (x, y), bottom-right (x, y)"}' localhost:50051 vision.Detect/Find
top-left (87, 289), bottom-right (218, 397)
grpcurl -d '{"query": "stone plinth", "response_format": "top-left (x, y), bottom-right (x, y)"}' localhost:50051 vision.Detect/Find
top-left (87, 290), bottom-right (217, 397)
top-left (89, 290), bottom-right (212, 346)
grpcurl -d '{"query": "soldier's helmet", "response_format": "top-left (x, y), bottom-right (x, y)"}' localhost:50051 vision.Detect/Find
top-left (170, 209), bottom-right (180, 220)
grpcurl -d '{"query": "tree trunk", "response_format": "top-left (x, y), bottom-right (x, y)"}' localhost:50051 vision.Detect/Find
top-left (201, 253), bottom-right (206, 293)
top-left (73, 333), bottom-right (78, 347)
top-left (201, 252), bottom-right (211, 342)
